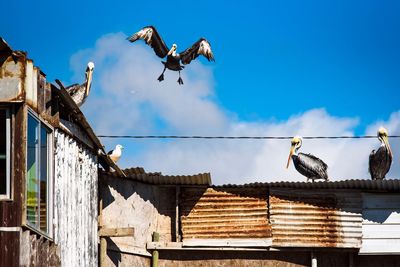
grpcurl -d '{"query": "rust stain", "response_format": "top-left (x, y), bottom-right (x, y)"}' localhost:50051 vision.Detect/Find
top-left (181, 187), bottom-right (271, 239)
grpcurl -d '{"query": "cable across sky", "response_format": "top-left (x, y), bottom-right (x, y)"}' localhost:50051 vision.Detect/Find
top-left (97, 135), bottom-right (400, 140)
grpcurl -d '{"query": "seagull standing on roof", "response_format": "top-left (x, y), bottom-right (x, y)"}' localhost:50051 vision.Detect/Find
top-left (108, 144), bottom-right (124, 163)
top-left (65, 62), bottom-right (95, 107)
top-left (127, 26), bottom-right (215, 85)
top-left (286, 136), bottom-right (329, 182)
top-left (369, 127), bottom-right (392, 180)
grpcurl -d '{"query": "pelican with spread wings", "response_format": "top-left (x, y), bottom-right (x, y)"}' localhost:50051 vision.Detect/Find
top-left (127, 26), bottom-right (215, 85)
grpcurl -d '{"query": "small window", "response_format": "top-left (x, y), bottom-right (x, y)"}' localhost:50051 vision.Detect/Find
top-left (0, 108), bottom-right (11, 199)
top-left (26, 112), bottom-right (52, 235)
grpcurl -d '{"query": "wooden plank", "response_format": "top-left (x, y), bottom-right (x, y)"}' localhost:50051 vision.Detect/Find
top-left (182, 238), bottom-right (272, 247)
top-left (99, 227), bottom-right (135, 237)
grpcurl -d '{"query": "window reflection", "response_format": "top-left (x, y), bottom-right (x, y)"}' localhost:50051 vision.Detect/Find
top-left (0, 110), bottom-right (6, 195)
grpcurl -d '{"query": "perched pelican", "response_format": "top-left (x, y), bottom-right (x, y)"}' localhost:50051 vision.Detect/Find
top-left (127, 26), bottom-right (215, 85)
top-left (65, 62), bottom-right (95, 107)
top-left (108, 144), bottom-right (124, 163)
top-left (369, 127), bottom-right (392, 180)
top-left (286, 136), bottom-right (329, 182)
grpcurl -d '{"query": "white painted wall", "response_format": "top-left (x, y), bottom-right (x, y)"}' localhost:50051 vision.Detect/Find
top-left (360, 193), bottom-right (400, 254)
top-left (54, 130), bottom-right (98, 266)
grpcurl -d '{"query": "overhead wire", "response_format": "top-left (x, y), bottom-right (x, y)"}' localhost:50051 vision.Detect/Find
top-left (97, 135), bottom-right (400, 140)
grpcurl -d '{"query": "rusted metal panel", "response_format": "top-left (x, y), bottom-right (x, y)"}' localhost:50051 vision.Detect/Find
top-left (180, 187), bottom-right (271, 241)
top-left (0, 56), bottom-right (25, 102)
top-left (53, 130), bottom-right (98, 266)
top-left (270, 188), bottom-right (362, 248)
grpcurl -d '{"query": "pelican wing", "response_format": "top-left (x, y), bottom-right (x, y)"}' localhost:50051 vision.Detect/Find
top-left (180, 38), bottom-right (215, 65)
top-left (127, 26), bottom-right (169, 58)
top-left (297, 153), bottom-right (329, 180)
top-left (369, 146), bottom-right (392, 179)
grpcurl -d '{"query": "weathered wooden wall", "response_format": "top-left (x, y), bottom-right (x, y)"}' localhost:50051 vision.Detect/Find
top-left (54, 130), bottom-right (98, 266)
top-left (360, 193), bottom-right (400, 254)
top-left (19, 229), bottom-right (60, 267)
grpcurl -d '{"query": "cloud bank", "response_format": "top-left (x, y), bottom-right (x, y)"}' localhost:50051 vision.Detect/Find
top-left (70, 33), bottom-right (400, 184)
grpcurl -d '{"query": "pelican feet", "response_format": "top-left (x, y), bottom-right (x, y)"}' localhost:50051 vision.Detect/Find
top-left (157, 73), bottom-right (164, 82)
top-left (177, 77), bottom-right (184, 85)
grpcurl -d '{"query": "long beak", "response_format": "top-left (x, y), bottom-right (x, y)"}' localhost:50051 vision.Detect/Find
top-left (383, 136), bottom-right (393, 158)
top-left (286, 145), bottom-right (295, 169)
top-left (167, 47), bottom-right (174, 56)
top-left (85, 69), bottom-right (93, 96)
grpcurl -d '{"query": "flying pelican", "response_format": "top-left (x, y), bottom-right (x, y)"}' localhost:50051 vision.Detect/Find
top-left (65, 62), bottom-right (95, 107)
top-left (127, 26), bottom-right (215, 85)
top-left (286, 136), bottom-right (329, 182)
top-left (369, 127), bottom-right (392, 180)
top-left (108, 144), bottom-right (124, 163)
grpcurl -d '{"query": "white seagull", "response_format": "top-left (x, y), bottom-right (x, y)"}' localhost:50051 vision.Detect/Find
top-left (108, 144), bottom-right (124, 163)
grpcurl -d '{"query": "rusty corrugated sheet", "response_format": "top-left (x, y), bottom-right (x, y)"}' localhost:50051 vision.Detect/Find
top-left (270, 188), bottom-right (362, 248)
top-left (181, 187), bottom-right (271, 239)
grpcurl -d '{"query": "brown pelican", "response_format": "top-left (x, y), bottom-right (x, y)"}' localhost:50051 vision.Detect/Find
top-left (65, 62), bottom-right (94, 107)
top-left (108, 144), bottom-right (124, 163)
top-left (127, 26), bottom-right (215, 85)
top-left (286, 136), bottom-right (329, 182)
top-left (369, 127), bottom-right (392, 180)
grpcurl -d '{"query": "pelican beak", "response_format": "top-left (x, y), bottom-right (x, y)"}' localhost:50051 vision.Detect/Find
top-left (167, 47), bottom-right (174, 56)
top-left (383, 135), bottom-right (392, 158)
top-left (85, 68), bottom-right (93, 96)
top-left (286, 145), bottom-right (295, 169)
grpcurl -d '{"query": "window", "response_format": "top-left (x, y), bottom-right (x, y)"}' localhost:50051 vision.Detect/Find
top-left (0, 108), bottom-right (10, 199)
top-left (26, 111), bottom-right (52, 235)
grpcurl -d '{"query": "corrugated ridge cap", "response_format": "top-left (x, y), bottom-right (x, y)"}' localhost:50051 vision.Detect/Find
top-left (215, 179), bottom-right (400, 191)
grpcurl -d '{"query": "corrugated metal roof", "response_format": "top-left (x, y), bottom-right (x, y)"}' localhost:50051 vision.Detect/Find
top-left (180, 187), bottom-right (271, 239)
top-left (103, 167), bottom-right (211, 185)
top-left (217, 179), bottom-right (400, 191)
top-left (270, 188), bottom-right (362, 248)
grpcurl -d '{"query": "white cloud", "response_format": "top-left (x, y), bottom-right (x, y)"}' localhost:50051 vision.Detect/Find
top-left (70, 32), bottom-right (400, 185)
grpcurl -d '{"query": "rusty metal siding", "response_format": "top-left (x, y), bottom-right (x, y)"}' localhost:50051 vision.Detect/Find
top-left (180, 187), bottom-right (271, 240)
top-left (54, 130), bottom-right (98, 266)
top-left (0, 56), bottom-right (25, 102)
top-left (270, 188), bottom-right (362, 248)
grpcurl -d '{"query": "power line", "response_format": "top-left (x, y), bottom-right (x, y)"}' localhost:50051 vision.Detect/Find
top-left (97, 135), bottom-right (400, 140)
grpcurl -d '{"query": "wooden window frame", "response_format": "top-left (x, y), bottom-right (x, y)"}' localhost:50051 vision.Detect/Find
top-left (25, 108), bottom-right (53, 239)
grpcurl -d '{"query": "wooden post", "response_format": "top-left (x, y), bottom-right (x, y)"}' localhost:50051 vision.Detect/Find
top-left (152, 232), bottom-right (160, 267)
top-left (311, 251), bottom-right (317, 267)
top-left (99, 198), bottom-right (106, 267)
top-left (175, 186), bottom-right (180, 242)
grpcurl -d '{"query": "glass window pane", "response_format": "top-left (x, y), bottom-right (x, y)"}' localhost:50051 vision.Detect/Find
top-left (0, 110), bottom-right (6, 195)
top-left (40, 126), bottom-right (48, 232)
top-left (27, 114), bottom-right (39, 227)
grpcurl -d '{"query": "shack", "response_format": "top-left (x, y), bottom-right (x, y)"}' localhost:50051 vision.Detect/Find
top-left (0, 38), bottom-right (123, 266)
top-left (100, 169), bottom-right (400, 267)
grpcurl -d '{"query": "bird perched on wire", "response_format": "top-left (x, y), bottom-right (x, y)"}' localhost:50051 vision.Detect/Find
top-left (286, 136), bottom-right (329, 182)
top-left (65, 62), bottom-right (95, 107)
top-left (127, 25), bottom-right (215, 85)
top-left (108, 144), bottom-right (124, 163)
top-left (369, 127), bottom-right (392, 180)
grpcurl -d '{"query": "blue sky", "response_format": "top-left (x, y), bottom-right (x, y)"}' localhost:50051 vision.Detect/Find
top-left (2, 0), bottom-right (400, 183)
